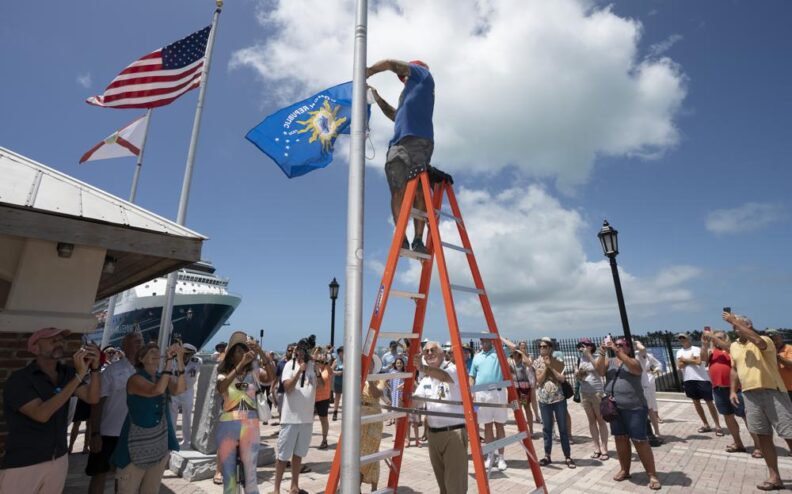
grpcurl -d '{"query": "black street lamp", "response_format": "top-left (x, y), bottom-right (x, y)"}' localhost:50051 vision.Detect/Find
top-left (329, 277), bottom-right (340, 347)
top-left (598, 220), bottom-right (634, 350)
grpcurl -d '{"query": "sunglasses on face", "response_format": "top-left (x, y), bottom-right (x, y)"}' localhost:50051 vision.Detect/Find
top-left (424, 348), bottom-right (440, 354)
top-left (539, 344), bottom-right (549, 348)
top-left (616, 343), bottom-right (625, 348)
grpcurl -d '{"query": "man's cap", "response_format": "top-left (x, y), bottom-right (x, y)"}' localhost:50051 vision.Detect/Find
top-left (540, 336), bottom-right (553, 345)
top-left (398, 59), bottom-right (430, 82)
top-left (215, 341), bottom-right (227, 351)
top-left (766, 328), bottom-right (780, 336)
top-left (227, 331), bottom-right (249, 351)
top-left (389, 340), bottom-right (398, 347)
top-left (675, 332), bottom-right (689, 340)
top-left (28, 328), bottom-right (71, 353)
top-left (183, 343), bottom-right (198, 353)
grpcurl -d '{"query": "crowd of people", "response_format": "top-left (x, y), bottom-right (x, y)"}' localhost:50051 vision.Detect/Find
top-left (2, 309), bottom-right (792, 493)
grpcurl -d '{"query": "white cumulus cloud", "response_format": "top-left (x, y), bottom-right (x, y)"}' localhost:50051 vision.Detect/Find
top-left (706, 202), bottom-right (786, 235)
top-left (396, 185), bottom-right (700, 334)
top-left (232, 0), bottom-right (687, 189)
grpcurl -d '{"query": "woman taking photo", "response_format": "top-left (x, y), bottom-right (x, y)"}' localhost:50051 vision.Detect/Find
top-left (508, 348), bottom-right (535, 435)
top-left (215, 331), bottom-right (275, 494)
top-left (575, 338), bottom-right (609, 460)
top-left (113, 342), bottom-right (186, 494)
top-left (533, 337), bottom-right (574, 468)
top-left (595, 338), bottom-right (661, 490)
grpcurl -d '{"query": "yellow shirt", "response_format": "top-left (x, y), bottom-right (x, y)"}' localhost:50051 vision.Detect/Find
top-left (730, 337), bottom-right (786, 392)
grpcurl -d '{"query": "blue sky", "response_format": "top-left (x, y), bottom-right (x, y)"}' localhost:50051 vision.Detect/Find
top-left (2, 0), bottom-right (790, 352)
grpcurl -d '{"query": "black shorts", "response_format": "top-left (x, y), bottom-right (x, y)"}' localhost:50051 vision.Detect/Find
top-left (385, 136), bottom-right (434, 191)
top-left (73, 399), bottom-right (91, 422)
top-left (85, 435), bottom-right (119, 476)
top-left (684, 380), bottom-right (713, 401)
top-left (315, 399), bottom-right (331, 417)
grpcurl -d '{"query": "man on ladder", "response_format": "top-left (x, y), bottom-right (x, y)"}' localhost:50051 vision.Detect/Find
top-left (367, 58), bottom-right (434, 254)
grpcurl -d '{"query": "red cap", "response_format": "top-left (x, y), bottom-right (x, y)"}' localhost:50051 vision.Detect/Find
top-left (28, 328), bottom-right (71, 353)
top-left (398, 60), bottom-right (430, 83)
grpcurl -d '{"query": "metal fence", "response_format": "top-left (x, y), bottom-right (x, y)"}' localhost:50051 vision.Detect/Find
top-left (468, 332), bottom-right (689, 392)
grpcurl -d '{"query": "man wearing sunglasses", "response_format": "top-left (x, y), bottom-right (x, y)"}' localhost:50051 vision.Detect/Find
top-left (414, 341), bottom-right (467, 493)
top-left (675, 332), bottom-right (723, 436)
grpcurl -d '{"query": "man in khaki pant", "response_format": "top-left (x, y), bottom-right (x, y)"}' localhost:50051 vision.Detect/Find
top-left (413, 341), bottom-right (468, 493)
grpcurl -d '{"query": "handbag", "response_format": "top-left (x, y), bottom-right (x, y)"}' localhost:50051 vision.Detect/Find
top-left (561, 380), bottom-right (574, 400)
top-left (252, 366), bottom-right (272, 423)
top-left (600, 365), bottom-right (622, 422)
top-left (573, 380), bottom-right (581, 403)
top-left (127, 396), bottom-right (169, 468)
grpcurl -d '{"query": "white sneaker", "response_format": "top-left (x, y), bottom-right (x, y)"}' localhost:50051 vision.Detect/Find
top-left (497, 456), bottom-right (508, 471)
top-left (484, 453), bottom-right (493, 470)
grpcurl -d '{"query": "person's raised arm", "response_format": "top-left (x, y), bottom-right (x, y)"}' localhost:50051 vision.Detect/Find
top-left (216, 350), bottom-right (256, 395)
top-left (413, 355), bottom-right (453, 383)
top-left (700, 333), bottom-right (711, 365)
top-left (369, 88), bottom-right (396, 122)
top-left (366, 59), bottom-right (411, 80)
top-left (167, 344), bottom-right (186, 396)
top-left (614, 345), bottom-right (642, 375)
top-left (18, 349), bottom-right (91, 423)
top-left (74, 343), bottom-right (101, 405)
top-left (595, 343), bottom-right (609, 376)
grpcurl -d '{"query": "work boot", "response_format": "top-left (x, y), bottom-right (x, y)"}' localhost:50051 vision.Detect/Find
top-left (411, 237), bottom-right (428, 255)
top-left (401, 237), bottom-right (409, 250)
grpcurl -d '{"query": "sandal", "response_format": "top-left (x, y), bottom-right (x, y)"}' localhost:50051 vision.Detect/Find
top-left (213, 472), bottom-right (223, 485)
top-left (648, 477), bottom-right (662, 490)
top-left (756, 481), bottom-right (784, 491)
top-left (613, 471), bottom-right (632, 482)
top-left (752, 449), bottom-right (765, 459)
top-left (599, 453), bottom-right (609, 461)
top-left (590, 451), bottom-right (601, 459)
top-left (538, 457), bottom-right (551, 466)
top-left (565, 457), bottom-right (576, 469)
top-left (318, 439), bottom-right (328, 450)
top-left (299, 464), bottom-right (311, 473)
top-left (725, 444), bottom-right (746, 453)
top-left (698, 426), bottom-right (712, 433)
top-left (715, 428), bottom-right (725, 437)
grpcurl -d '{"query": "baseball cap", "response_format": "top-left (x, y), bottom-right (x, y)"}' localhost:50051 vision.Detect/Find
top-left (675, 332), bottom-right (689, 340)
top-left (766, 328), bottom-right (780, 336)
top-left (183, 343), bottom-right (198, 353)
top-left (28, 328), bottom-right (71, 353)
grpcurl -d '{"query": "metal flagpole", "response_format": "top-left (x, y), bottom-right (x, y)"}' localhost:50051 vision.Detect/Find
top-left (100, 109), bottom-right (153, 349)
top-left (340, 0), bottom-right (367, 490)
top-left (157, 2), bottom-right (222, 359)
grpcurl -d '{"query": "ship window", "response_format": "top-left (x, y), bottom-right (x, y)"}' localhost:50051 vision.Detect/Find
top-left (152, 292), bottom-right (156, 296)
top-left (145, 285), bottom-right (149, 288)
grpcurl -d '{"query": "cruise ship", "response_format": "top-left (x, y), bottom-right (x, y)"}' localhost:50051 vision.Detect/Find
top-left (91, 261), bottom-right (241, 350)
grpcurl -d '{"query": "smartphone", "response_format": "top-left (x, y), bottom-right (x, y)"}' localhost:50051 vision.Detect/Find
top-left (603, 334), bottom-right (613, 345)
top-left (723, 307), bottom-right (731, 314)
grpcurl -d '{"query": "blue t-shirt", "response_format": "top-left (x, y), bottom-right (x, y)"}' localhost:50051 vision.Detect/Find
top-left (391, 64), bottom-right (434, 146)
top-left (470, 348), bottom-right (503, 385)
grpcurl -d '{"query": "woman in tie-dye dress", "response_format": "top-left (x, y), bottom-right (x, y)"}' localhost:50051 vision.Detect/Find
top-left (215, 331), bottom-right (275, 494)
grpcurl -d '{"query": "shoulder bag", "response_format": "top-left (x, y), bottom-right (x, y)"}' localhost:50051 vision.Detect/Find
top-left (599, 364), bottom-right (622, 423)
top-left (127, 394), bottom-right (169, 468)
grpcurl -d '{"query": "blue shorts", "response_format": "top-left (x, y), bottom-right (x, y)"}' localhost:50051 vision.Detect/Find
top-left (683, 380), bottom-right (713, 401)
top-left (610, 406), bottom-right (649, 441)
top-left (712, 386), bottom-right (745, 417)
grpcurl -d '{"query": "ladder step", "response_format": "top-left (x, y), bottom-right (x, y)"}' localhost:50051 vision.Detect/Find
top-left (459, 331), bottom-right (499, 340)
top-left (400, 248), bottom-right (431, 261)
top-left (379, 332), bottom-right (420, 340)
top-left (436, 208), bottom-right (462, 223)
top-left (481, 431), bottom-right (528, 456)
top-left (367, 372), bottom-right (413, 381)
top-left (360, 448), bottom-right (400, 466)
top-left (441, 241), bottom-right (472, 254)
top-left (449, 284), bottom-right (485, 295)
top-left (361, 411), bottom-right (407, 425)
top-left (371, 489), bottom-right (395, 494)
top-left (410, 208), bottom-right (428, 219)
top-left (470, 380), bottom-right (512, 393)
top-left (391, 290), bottom-right (426, 300)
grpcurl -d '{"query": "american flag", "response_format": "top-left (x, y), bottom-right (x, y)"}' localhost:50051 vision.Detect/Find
top-left (87, 26), bottom-right (211, 109)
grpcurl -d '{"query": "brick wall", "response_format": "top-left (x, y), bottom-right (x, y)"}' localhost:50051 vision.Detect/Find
top-left (0, 332), bottom-right (82, 459)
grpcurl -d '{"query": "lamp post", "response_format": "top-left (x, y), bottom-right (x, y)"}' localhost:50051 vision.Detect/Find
top-left (329, 277), bottom-right (340, 347)
top-left (598, 220), bottom-right (634, 350)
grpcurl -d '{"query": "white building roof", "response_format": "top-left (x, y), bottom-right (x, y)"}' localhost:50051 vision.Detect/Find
top-left (0, 146), bottom-right (205, 239)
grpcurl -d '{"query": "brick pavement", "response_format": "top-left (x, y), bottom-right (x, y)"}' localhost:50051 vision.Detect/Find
top-left (64, 396), bottom-right (792, 493)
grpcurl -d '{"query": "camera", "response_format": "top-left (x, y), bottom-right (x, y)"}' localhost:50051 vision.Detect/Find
top-left (292, 334), bottom-right (317, 387)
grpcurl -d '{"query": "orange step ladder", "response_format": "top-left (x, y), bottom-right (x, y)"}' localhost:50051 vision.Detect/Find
top-left (326, 169), bottom-right (547, 494)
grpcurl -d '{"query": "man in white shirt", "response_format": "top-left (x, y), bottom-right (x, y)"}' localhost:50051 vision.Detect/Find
top-left (414, 341), bottom-right (468, 494)
top-left (274, 346), bottom-right (323, 494)
top-left (170, 343), bottom-right (202, 449)
top-left (86, 332), bottom-right (143, 494)
top-left (675, 333), bottom-right (723, 434)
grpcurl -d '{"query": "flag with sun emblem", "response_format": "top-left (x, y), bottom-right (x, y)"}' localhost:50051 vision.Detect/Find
top-left (246, 81), bottom-right (365, 178)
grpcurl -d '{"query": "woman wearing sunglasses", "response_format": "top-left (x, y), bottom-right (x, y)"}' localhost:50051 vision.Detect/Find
top-left (215, 331), bottom-right (275, 494)
top-left (533, 337), bottom-right (575, 468)
top-left (595, 338), bottom-right (661, 490)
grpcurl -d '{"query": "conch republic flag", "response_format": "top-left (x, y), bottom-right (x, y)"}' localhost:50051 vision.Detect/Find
top-left (246, 82), bottom-right (368, 178)
top-left (79, 113), bottom-right (149, 163)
